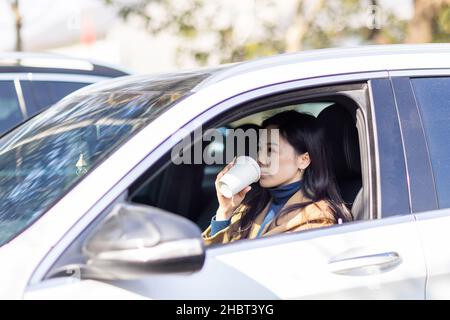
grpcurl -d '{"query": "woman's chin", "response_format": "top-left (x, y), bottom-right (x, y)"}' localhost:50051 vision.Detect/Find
top-left (259, 176), bottom-right (276, 188)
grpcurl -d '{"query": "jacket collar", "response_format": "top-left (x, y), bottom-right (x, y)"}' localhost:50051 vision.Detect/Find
top-left (254, 189), bottom-right (313, 236)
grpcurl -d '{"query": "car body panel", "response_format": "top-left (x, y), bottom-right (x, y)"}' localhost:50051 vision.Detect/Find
top-left (415, 210), bottom-right (450, 299)
top-left (25, 279), bottom-right (148, 300)
top-left (24, 216), bottom-right (426, 299)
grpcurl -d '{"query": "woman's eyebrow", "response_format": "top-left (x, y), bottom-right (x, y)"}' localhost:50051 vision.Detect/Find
top-left (258, 142), bottom-right (279, 147)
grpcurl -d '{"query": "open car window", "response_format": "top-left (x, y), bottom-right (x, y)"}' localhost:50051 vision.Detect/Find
top-left (129, 98), bottom-right (364, 238)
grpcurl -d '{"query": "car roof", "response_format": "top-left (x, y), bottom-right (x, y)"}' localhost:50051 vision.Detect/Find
top-left (0, 52), bottom-right (130, 77)
top-left (63, 43), bottom-right (450, 96)
top-left (195, 43), bottom-right (450, 90)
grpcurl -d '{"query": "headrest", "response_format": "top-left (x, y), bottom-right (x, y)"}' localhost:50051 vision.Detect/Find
top-left (317, 104), bottom-right (361, 179)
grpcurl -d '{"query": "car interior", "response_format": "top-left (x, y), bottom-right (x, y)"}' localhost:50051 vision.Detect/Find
top-left (129, 97), bottom-right (366, 234)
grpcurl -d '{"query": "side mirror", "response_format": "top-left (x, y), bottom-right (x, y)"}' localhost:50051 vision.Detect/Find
top-left (81, 203), bottom-right (205, 280)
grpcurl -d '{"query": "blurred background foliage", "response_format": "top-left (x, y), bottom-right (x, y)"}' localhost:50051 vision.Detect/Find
top-left (103, 0), bottom-right (450, 66)
top-left (4, 0), bottom-right (450, 69)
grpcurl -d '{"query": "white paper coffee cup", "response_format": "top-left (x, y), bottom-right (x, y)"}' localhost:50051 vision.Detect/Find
top-left (218, 156), bottom-right (261, 198)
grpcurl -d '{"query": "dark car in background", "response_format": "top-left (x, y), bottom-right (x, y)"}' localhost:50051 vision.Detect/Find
top-left (0, 52), bottom-right (130, 135)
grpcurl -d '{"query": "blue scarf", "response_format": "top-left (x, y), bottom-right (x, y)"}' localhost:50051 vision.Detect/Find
top-left (256, 180), bottom-right (303, 237)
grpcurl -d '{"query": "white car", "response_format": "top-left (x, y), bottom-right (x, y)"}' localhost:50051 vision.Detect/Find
top-left (1, 44), bottom-right (450, 299)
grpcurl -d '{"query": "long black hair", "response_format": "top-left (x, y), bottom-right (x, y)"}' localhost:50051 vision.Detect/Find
top-left (235, 110), bottom-right (353, 238)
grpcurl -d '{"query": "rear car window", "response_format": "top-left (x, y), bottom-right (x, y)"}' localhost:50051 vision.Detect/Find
top-left (412, 77), bottom-right (450, 209)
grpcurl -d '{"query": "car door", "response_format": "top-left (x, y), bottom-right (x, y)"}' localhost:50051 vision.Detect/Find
top-left (24, 77), bottom-right (426, 300)
top-left (106, 79), bottom-right (426, 299)
top-left (400, 73), bottom-right (450, 299)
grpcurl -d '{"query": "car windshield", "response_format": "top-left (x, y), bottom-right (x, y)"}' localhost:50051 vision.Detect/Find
top-left (0, 70), bottom-right (214, 246)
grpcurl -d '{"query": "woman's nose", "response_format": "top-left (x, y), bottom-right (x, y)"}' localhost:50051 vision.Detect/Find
top-left (257, 153), bottom-right (268, 167)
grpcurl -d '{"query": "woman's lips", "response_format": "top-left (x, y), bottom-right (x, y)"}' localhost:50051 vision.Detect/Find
top-left (260, 170), bottom-right (271, 177)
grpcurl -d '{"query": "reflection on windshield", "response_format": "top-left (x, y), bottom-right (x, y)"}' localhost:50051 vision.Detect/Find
top-left (0, 71), bottom-right (212, 246)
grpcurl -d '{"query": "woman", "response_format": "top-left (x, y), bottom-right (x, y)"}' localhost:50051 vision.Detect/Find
top-left (202, 110), bottom-right (353, 246)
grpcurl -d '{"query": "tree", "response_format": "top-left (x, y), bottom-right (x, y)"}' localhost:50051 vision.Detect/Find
top-left (406, 0), bottom-right (450, 43)
top-left (105, 0), bottom-right (449, 66)
top-left (8, 0), bottom-right (22, 51)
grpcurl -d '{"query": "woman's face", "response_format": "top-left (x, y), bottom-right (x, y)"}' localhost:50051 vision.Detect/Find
top-left (257, 125), bottom-right (310, 188)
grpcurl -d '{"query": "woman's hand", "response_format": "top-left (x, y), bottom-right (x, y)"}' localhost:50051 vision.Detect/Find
top-left (215, 157), bottom-right (252, 221)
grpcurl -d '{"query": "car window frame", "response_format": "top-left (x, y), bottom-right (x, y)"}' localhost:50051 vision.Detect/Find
top-left (390, 76), bottom-right (439, 213)
top-left (368, 78), bottom-right (411, 218)
top-left (28, 71), bottom-right (398, 286)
